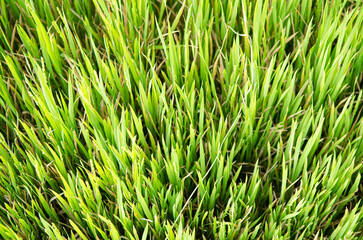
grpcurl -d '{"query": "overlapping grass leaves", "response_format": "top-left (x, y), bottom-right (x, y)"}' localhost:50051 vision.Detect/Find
top-left (0, 0), bottom-right (362, 239)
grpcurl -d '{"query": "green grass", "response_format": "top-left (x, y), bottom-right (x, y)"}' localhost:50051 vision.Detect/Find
top-left (0, 0), bottom-right (362, 239)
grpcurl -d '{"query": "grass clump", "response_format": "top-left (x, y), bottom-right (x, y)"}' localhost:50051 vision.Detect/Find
top-left (0, 0), bottom-right (362, 239)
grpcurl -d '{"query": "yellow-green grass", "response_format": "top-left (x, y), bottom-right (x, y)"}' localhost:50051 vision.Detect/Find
top-left (0, 0), bottom-right (362, 239)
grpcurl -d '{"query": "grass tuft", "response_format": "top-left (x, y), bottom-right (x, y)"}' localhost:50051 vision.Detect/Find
top-left (0, 0), bottom-right (362, 239)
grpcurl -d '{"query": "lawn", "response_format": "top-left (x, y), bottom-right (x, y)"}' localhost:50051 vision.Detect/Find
top-left (0, 0), bottom-right (362, 239)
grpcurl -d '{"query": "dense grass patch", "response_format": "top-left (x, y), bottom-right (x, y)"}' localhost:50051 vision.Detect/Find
top-left (0, 0), bottom-right (362, 239)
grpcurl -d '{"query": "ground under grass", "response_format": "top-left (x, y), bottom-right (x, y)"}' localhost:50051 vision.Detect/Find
top-left (0, 0), bottom-right (363, 239)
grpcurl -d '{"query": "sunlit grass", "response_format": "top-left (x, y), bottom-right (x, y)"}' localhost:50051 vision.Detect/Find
top-left (0, 0), bottom-right (362, 239)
